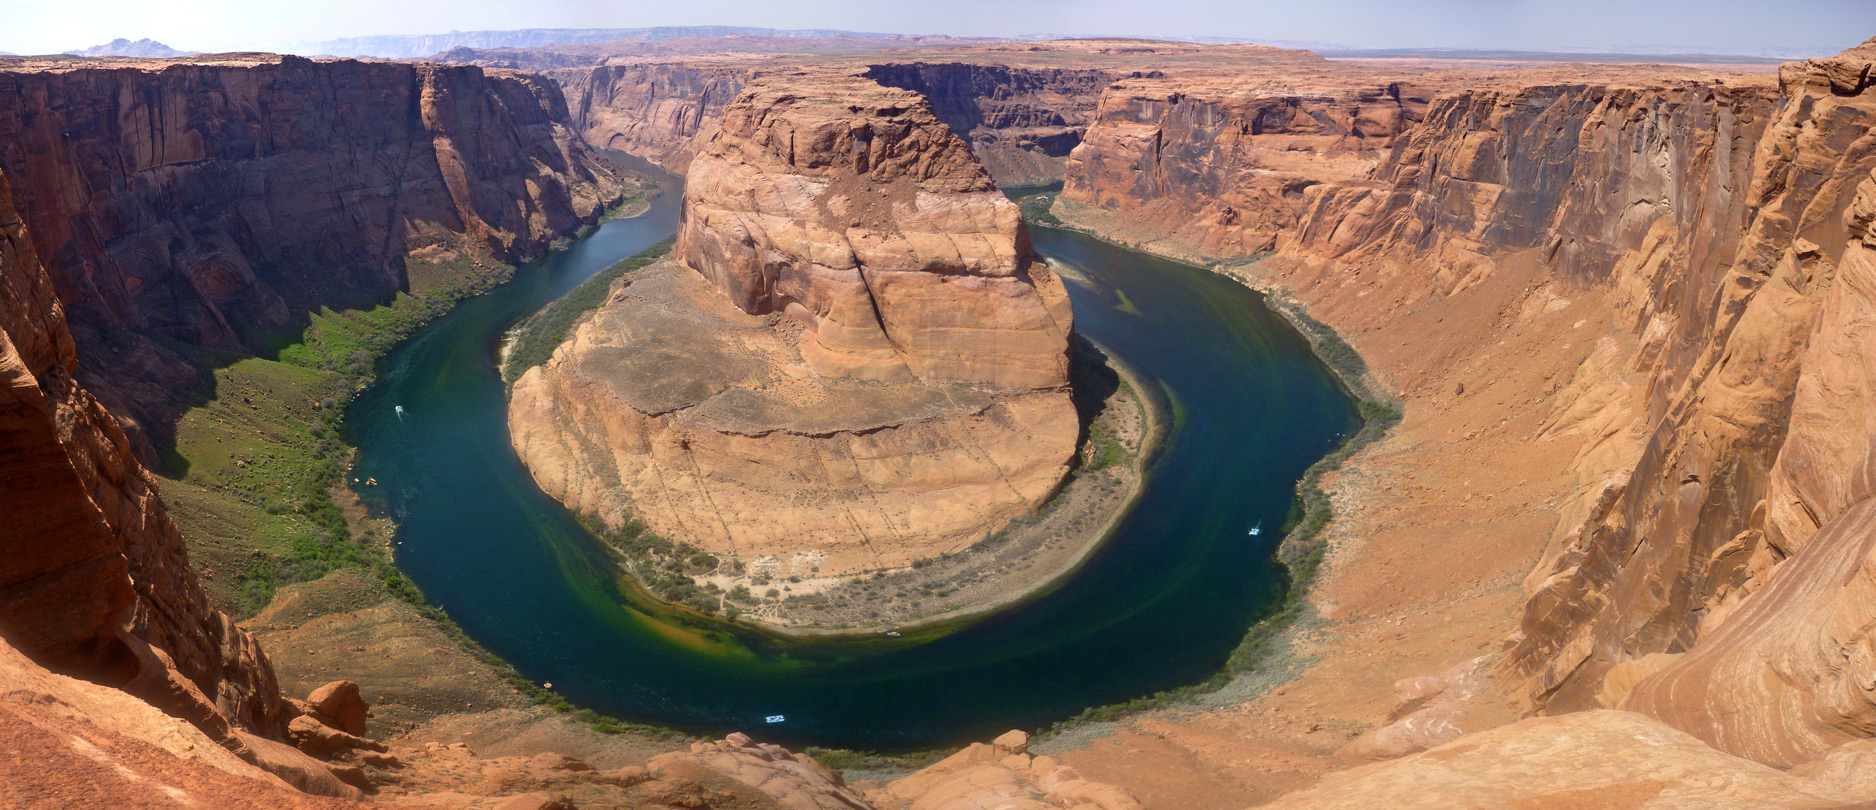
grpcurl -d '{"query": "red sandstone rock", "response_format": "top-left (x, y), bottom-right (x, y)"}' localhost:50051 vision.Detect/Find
top-left (0, 54), bottom-right (626, 452)
top-left (306, 680), bottom-right (371, 737)
top-left (675, 72), bottom-right (1072, 387)
top-left (0, 164), bottom-right (290, 741)
top-left (510, 72), bottom-right (1078, 575)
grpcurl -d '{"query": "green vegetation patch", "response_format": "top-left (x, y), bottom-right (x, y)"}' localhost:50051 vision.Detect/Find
top-left (163, 252), bottom-right (515, 616)
top-left (1017, 192), bottom-right (1065, 227)
top-left (582, 514), bottom-right (736, 618)
top-left (503, 237), bottom-right (675, 383)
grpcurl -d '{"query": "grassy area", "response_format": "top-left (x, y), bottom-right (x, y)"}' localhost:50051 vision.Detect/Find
top-left (503, 237), bottom-right (675, 384)
top-left (581, 514), bottom-right (737, 618)
top-left (1081, 421), bottom-right (1128, 473)
top-left (1017, 191), bottom-right (1065, 227)
top-left (163, 252), bottom-right (517, 616)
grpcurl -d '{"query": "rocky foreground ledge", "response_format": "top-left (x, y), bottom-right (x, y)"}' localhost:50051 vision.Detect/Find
top-left (510, 72), bottom-right (1083, 587)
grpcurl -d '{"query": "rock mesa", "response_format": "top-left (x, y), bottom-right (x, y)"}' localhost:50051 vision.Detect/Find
top-left (511, 72), bottom-right (1076, 576)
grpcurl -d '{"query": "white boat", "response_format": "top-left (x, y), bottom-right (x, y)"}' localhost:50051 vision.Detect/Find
top-left (1247, 523), bottom-right (1262, 537)
top-left (885, 630), bottom-right (902, 638)
top-left (765, 714), bottom-right (786, 724)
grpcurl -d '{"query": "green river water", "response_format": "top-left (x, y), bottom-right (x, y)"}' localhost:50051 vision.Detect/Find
top-left (344, 160), bottom-right (1359, 750)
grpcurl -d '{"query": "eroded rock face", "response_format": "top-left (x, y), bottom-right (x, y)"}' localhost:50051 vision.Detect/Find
top-left (862, 62), bottom-right (1114, 187)
top-left (1497, 47), bottom-right (1876, 718)
top-left (1062, 76), bottom-right (1431, 256)
top-left (676, 73), bottom-right (1072, 387)
top-left (0, 166), bottom-right (289, 741)
top-left (1048, 37), bottom-right (1876, 773)
top-left (875, 730), bottom-right (1143, 810)
top-left (0, 636), bottom-right (356, 808)
top-left (558, 60), bottom-right (1112, 187)
top-left (556, 61), bottom-right (749, 172)
top-left (1619, 498), bottom-right (1876, 767)
top-left (0, 54), bottom-right (626, 449)
top-left (511, 73), bottom-right (1076, 575)
top-left (649, 733), bottom-right (872, 810)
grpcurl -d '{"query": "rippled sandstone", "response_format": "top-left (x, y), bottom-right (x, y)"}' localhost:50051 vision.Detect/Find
top-left (511, 72), bottom-right (1077, 579)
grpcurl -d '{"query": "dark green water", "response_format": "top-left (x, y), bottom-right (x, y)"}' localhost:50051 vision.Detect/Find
top-left (345, 161), bottom-right (1358, 750)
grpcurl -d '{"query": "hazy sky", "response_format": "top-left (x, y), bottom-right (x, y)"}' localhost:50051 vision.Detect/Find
top-left (5, 0), bottom-right (1873, 56)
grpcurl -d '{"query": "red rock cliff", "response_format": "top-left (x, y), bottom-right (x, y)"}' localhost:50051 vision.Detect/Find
top-left (1052, 43), bottom-right (1876, 773)
top-left (510, 71), bottom-right (1077, 580)
top-left (1061, 75), bottom-right (1432, 256)
top-left (0, 54), bottom-right (626, 449)
top-left (555, 61), bottom-right (749, 172)
top-left (676, 72), bottom-right (1073, 386)
top-left (1, 164), bottom-right (288, 748)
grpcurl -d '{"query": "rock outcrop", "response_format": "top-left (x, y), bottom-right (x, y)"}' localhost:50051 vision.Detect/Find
top-left (556, 61), bottom-right (749, 172)
top-left (1044, 35), bottom-right (1876, 783)
top-left (1617, 498), bottom-right (1876, 768)
top-left (649, 733), bottom-right (872, 810)
top-left (1, 165), bottom-right (290, 743)
top-left (0, 54), bottom-right (626, 450)
top-left (1062, 75), bottom-right (1431, 256)
top-left (511, 73), bottom-right (1077, 576)
top-left (875, 730), bottom-right (1143, 810)
top-left (861, 62), bottom-right (1114, 186)
top-left (0, 635), bottom-right (358, 808)
top-left (674, 74), bottom-right (1072, 387)
top-left (558, 59), bottom-right (1112, 186)
top-left (1493, 45), bottom-right (1876, 720)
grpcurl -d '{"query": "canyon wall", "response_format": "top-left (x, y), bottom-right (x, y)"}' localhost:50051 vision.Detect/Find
top-left (557, 60), bottom-right (1112, 186)
top-left (555, 61), bottom-right (749, 172)
top-left (1, 164), bottom-right (290, 752)
top-left (1061, 76), bottom-right (1433, 256)
top-left (861, 62), bottom-right (1114, 186)
top-left (1611, 45), bottom-right (1876, 768)
top-left (510, 72), bottom-right (1077, 579)
top-left (0, 55), bottom-right (626, 448)
top-left (675, 72), bottom-right (1073, 386)
top-left (1050, 38), bottom-right (1876, 776)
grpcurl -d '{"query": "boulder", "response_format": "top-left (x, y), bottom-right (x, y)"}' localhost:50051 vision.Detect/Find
top-left (306, 680), bottom-right (370, 736)
top-left (235, 731), bottom-right (364, 800)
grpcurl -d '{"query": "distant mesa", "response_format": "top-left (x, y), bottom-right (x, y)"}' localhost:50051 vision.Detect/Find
top-left (273, 26), bottom-right (994, 60)
top-left (64, 38), bottom-right (194, 58)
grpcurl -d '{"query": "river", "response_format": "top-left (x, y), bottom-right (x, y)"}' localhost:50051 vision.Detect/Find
top-left (344, 157), bottom-right (1358, 750)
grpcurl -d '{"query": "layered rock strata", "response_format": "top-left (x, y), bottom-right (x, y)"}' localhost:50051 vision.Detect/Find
top-left (1062, 77), bottom-right (1432, 255)
top-left (0, 54), bottom-right (626, 449)
top-left (557, 60), bottom-right (1112, 186)
top-left (511, 73), bottom-right (1076, 575)
top-left (555, 61), bottom-right (750, 171)
top-left (1, 166), bottom-right (289, 743)
top-left (1260, 711), bottom-right (1863, 810)
top-left (1043, 36), bottom-right (1876, 783)
top-left (1488, 46), bottom-right (1876, 720)
top-left (861, 62), bottom-right (1115, 186)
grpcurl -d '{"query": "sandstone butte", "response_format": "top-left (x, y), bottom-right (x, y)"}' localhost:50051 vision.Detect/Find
top-left (9, 34), bottom-right (1876, 810)
top-left (509, 71), bottom-right (1078, 577)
